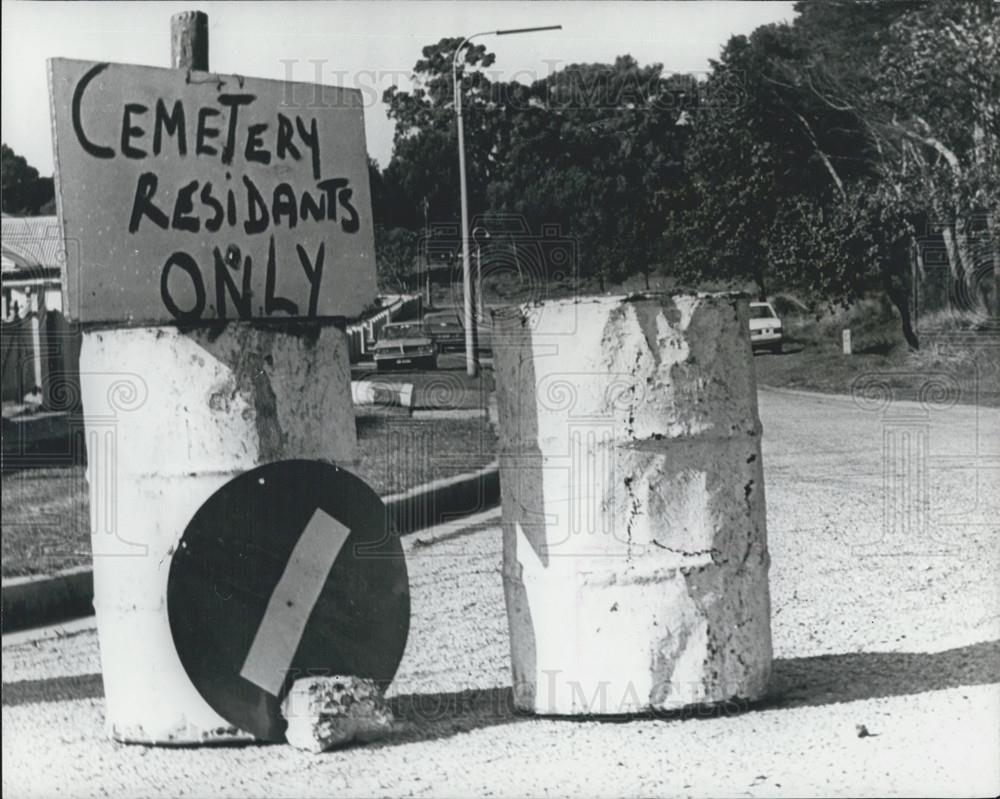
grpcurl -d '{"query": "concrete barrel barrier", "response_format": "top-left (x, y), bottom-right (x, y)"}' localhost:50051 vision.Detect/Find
top-left (80, 322), bottom-right (356, 743)
top-left (491, 293), bottom-right (771, 715)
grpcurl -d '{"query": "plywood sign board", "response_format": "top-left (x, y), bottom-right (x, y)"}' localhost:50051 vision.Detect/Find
top-left (48, 58), bottom-right (377, 324)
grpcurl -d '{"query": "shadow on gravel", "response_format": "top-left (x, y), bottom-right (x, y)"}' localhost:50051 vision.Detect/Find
top-left (2, 673), bottom-right (104, 707)
top-left (381, 686), bottom-right (529, 745)
top-left (6, 641), bottom-right (997, 748)
top-left (764, 639), bottom-right (1000, 710)
top-left (380, 639), bottom-right (1000, 746)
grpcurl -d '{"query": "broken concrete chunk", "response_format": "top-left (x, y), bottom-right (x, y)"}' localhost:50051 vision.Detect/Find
top-left (281, 676), bottom-right (393, 752)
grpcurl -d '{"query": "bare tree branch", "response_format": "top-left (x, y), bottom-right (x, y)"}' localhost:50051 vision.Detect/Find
top-left (896, 118), bottom-right (962, 173)
top-left (804, 71), bottom-right (856, 112)
top-left (788, 108), bottom-right (846, 200)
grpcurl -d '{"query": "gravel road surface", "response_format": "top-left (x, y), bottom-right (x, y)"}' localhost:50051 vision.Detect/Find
top-left (4, 387), bottom-right (999, 798)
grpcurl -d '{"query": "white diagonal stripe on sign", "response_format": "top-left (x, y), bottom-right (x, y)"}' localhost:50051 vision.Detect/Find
top-left (239, 508), bottom-right (349, 696)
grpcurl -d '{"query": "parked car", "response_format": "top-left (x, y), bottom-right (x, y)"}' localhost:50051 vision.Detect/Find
top-left (421, 311), bottom-right (466, 352)
top-left (749, 301), bottom-right (783, 353)
top-left (373, 322), bottom-right (438, 371)
top-left (421, 311), bottom-right (492, 352)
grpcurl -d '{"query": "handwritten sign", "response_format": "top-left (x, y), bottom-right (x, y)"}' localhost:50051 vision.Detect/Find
top-left (48, 58), bottom-right (376, 324)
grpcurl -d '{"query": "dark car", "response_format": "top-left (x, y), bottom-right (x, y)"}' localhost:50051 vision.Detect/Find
top-left (422, 311), bottom-right (492, 352)
top-left (373, 322), bottom-right (438, 371)
top-left (421, 312), bottom-right (466, 352)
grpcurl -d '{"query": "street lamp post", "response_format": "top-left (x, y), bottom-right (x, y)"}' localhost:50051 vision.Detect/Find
top-left (472, 225), bottom-right (490, 328)
top-left (453, 24), bottom-right (561, 377)
top-left (422, 196), bottom-right (431, 307)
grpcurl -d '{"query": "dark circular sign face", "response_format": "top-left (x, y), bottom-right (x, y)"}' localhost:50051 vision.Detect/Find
top-left (167, 459), bottom-right (409, 741)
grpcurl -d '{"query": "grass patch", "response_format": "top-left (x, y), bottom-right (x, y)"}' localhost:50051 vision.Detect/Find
top-left (753, 297), bottom-right (1000, 406)
top-left (1, 415), bottom-right (498, 578)
top-left (1, 467), bottom-right (90, 579)
top-left (354, 415), bottom-right (496, 495)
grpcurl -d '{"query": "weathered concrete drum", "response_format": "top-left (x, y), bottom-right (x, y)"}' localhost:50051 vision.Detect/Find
top-left (81, 322), bottom-right (356, 743)
top-left (491, 293), bottom-right (772, 715)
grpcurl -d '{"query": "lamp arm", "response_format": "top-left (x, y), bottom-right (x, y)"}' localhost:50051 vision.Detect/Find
top-left (452, 31), bottom-right (496, 113)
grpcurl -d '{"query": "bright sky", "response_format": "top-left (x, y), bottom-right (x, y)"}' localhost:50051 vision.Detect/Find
top-left (2, 0), bottom-right (795, 176)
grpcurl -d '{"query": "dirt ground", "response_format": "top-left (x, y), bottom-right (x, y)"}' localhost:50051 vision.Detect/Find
top-left (4, 387), bottom-right (998, 797)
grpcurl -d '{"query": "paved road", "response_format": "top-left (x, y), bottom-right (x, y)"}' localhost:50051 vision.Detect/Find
top-left (4, 387), bottom-right (999, 797)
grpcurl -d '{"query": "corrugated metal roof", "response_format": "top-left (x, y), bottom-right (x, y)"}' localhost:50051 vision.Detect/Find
top-left (2, 245), bottom-right (34, 271)
top-left (1, 216), bottom-right (64, 273)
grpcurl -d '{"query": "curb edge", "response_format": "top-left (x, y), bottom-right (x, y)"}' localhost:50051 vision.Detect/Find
top-left (1, 464), bottom-right (501, 634)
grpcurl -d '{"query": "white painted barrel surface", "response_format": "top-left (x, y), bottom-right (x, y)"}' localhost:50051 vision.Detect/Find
top-left (80, 323), bottom-right (356, 743)
top-left (491, 293), bottom-right (772, 715)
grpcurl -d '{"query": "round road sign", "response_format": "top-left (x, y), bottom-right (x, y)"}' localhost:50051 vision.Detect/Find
top-left (167, 459), bottom-right (409, 741)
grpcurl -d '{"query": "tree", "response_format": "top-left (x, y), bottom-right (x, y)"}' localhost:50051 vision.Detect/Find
top-left (674, 1), bottom-right (1000, 347)
top-left (376, 6), bottom-right (998, 339)
top-left (873, 0), bottom-right (1000, 318)
top-left (381, 38), bottom-right (502, 228)
top-left (794, 0), bottom-right (1000, 320)
top-left (1, 144), bottom-right (55, 215)
top-left (380, 44), bottom-right (693, 288)
top-left (374, 225), bottom-right (419, 292)
top-left (487, 57), bottom-right (691, 286)
top-left (676, 25), bottom-right (870, 301)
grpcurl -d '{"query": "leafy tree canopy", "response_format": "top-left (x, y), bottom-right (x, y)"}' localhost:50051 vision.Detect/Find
top-left (373, 4), bottom-right (999, 340)
top-left (1, 144), bottom-right (55, 216)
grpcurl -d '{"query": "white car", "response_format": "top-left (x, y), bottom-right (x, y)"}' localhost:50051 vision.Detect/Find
top-left (749, 301), bottom-right (783, 353)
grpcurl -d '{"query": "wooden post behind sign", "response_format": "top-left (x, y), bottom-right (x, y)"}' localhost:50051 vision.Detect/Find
top-left (171, 10), bottom-right (208, 70)
top-left (79, 11), bottom-right (358, 745)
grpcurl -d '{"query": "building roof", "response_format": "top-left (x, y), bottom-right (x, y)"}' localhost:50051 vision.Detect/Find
top-left (1, 216), bottom-right (63, 279)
